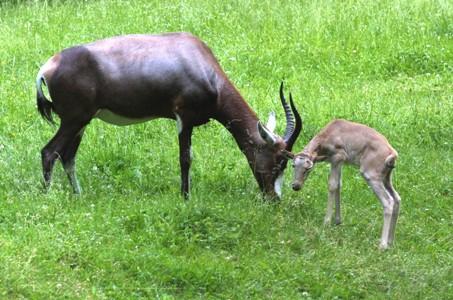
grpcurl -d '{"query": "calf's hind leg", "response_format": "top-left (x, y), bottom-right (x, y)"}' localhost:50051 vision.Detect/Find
top-left (384, 171), bottom-right (401, 246)
top-left (365, 176), bottom-right (397, 249)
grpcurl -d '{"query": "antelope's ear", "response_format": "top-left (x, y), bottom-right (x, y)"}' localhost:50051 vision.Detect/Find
top-left (281, 149), bottom-right (295, 159)
top-left (266, 111), bottom-right (276, 133)
top-left (257, 121), bottom-right (277, 145)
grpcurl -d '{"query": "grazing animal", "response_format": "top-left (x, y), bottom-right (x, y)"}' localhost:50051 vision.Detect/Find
top-left (285, 119), bottom-right (400, 249)
top-left (36, 33), bottom-right (301, 198)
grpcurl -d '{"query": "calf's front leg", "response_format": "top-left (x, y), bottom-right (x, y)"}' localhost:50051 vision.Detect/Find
top-left (325, 163), bottom-right (342, 225)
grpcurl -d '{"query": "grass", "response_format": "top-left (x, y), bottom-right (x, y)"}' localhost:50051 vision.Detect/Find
top-left (0, 0), bottom-right (452, 298)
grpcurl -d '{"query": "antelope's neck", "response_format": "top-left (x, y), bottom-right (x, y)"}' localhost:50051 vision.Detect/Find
top-left (214, 84), bottom-right (262, 159)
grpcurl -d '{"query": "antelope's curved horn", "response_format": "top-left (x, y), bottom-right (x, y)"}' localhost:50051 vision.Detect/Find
top-left (280, 82), bottom-right (302, 150)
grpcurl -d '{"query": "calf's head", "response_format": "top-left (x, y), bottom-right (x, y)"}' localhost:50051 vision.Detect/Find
top-left (291, 153), bottom-right (314, 191)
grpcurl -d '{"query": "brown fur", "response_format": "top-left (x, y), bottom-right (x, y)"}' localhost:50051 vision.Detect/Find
top-left (290, 119), bottom-right (401, 249)
top-left (36, 33), bottom-right (302, 198)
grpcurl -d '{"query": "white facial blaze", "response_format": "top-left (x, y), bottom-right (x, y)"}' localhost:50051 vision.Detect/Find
top-left (274, 173), bottom-right (284, 198)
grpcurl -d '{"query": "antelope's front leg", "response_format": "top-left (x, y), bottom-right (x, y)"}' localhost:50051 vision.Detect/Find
top-left (325, 163), bottom-right (342, 225)
top-left (178, 119), bottom-right (193, 200)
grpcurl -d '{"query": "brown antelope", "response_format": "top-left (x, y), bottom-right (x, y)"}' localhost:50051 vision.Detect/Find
top-left (36, 32), bottom-right (301, 199)
top-left (285, 119), bottom-right (400, 249)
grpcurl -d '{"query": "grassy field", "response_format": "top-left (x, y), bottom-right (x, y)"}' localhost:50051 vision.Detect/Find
top-left (0, 0), bottom-right (452, 298)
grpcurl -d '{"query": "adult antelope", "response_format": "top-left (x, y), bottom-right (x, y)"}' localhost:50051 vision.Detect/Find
top-left (36, 33), bottom-right (301, 198)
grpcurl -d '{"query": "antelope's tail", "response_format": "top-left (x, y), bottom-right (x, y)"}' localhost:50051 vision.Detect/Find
top-left (36, 71), bottom-right (55, 125)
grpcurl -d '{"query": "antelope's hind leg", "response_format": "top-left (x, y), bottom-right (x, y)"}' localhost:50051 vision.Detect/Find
top-left (61, 128), bottom-right (86, 194)
top-left (41, 121), bottom-right (87, 193)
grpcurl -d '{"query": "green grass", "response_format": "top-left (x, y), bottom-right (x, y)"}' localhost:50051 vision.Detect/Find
top-left (0, 0), bottom-right (452, 298)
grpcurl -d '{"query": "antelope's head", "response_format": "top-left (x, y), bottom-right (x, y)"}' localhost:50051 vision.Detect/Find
top-left (254, 83), bottom-right (302, 199)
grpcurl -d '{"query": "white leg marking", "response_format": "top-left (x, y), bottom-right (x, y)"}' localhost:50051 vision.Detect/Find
top-left (274, 173), bottom-right (284, 198)
top-left (175, 113), bottom-right (183, 134)
top-left (64, 161), bottom-right (81, 194)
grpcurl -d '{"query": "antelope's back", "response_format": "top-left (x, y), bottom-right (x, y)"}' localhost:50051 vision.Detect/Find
top-left (49, 33), bottom-right (221, 121)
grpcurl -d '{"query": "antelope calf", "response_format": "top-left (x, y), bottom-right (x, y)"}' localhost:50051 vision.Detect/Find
top-left (286, 119), bottom-right (400, 249)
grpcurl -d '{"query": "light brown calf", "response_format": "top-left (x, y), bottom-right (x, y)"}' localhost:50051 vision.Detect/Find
top-left (286, 119), bottom-right (400, 249)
